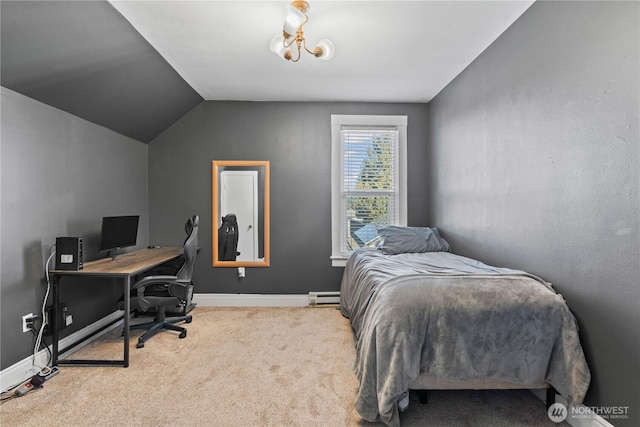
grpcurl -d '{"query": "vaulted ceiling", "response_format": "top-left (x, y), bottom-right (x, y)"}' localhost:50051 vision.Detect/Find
top-left (1, 1), bottom-right (534, 143)
top-left (1, 1), bottom-right (202, 143)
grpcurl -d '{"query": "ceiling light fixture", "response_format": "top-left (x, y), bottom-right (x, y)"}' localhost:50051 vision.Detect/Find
top-left (269, 1), bottom-right (335, 62)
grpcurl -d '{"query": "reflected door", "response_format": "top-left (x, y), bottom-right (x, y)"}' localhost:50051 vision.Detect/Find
top-left (220, 170), bottom-right (259, 262)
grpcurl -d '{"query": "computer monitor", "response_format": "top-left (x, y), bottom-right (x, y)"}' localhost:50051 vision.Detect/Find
top-left (98, 215), bottom-right (140, 256)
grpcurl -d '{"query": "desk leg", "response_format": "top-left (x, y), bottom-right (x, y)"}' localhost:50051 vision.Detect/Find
top-left (50, 272), bottom-right (141, 367)
top-left (52, 276), bottom-right (60, 366)
top-left (123, 276), bottom-right (130, 368)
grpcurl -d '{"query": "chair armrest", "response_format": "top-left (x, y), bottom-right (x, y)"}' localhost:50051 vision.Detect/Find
top-left (131, 275), bottom-right (179, 289)
top-left (168, 281), bottom-right (191, 301)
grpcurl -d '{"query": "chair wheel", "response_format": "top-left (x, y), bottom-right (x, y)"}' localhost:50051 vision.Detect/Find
top-left (185, 318), bottom-right (192, 324)
top-left (179, 331), bottom-right (187, 339)
top-left (136, 342), bottom-right (145, 348)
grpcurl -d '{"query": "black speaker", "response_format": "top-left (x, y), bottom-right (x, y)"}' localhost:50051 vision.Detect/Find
top-left (55, 237), bottom-right (83, 270)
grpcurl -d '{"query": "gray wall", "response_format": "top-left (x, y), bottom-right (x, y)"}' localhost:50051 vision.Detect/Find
top-left (427, 1), bottom-right (639, 423)
top-left (148, 102), bottom-right (430, 294)
top-left (0, 87), bottom-right (149, 369)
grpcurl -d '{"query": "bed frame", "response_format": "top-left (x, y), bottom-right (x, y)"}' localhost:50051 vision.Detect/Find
top-left (410, 375), bottom-right (555, 408)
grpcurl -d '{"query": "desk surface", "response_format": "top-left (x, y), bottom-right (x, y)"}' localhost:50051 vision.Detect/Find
top-left (52, 247), bottom-right (183, 277)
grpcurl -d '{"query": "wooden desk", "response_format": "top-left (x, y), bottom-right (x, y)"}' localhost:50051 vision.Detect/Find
top-left (50, 247), bottom-right (183, 367)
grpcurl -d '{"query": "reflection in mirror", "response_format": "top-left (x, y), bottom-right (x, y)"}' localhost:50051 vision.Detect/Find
top-left (212, 161), bottom-right (270, 267)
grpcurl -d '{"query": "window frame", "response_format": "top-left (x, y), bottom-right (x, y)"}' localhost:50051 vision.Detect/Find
top-left (330, 114), bottom-right (408, 267)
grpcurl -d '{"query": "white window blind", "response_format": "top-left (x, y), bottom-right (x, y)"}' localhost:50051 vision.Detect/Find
top-left (331, 115), bottom-right (407, 266)
top-left (340, 126), bottom-right (399, 255)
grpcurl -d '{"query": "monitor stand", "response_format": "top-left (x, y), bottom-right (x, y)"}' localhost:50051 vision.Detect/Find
top-left (105, 248), bottom-right (123, 260)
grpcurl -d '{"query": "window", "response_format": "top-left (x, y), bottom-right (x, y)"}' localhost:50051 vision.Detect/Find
top-left (331, 115), bottom-right (407, 266)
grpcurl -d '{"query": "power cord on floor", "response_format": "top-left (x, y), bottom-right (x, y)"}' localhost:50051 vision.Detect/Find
top-left (0, 376), bottom-right (43, 404)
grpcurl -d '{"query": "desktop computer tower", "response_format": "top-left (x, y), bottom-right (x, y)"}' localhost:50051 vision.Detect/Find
top-left (55, 237), bottom-right (83, 270)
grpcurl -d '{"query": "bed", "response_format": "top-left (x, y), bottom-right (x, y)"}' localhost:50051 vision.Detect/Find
top-left (340, 226), bottom-right (591, 427)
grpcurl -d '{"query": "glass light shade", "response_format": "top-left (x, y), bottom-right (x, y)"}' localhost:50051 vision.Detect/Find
top-left (316, 39), bottom-right (335, 60)
top-left (269, 34), bottom-right (289, 59)
top-left (283, 4), bottom-right (306, 37)
top-left (270, 34), bottom-right (283, 53)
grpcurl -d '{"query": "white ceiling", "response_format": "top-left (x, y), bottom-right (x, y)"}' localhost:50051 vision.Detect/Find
top-left (109, 0), bottom-right (535, 103)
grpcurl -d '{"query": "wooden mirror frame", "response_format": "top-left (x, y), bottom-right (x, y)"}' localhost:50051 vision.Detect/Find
top-left (212, 160), bottom-right (270, 267)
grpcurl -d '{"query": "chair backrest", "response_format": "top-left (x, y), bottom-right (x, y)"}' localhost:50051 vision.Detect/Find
top-left (176, 215), bottom-right (199, 283)
top-left (218, 213), bottom-right (239, 261)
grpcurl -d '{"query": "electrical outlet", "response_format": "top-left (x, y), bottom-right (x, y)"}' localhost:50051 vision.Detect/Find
top-left (22, 313), bottom-right (35, 333)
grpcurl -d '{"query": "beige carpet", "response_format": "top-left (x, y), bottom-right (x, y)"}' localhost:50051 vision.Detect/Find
top-left (1, 306), bottom-right (564, 426)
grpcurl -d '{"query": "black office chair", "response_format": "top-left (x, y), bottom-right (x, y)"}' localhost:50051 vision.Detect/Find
top-left (117, 215), bottom-right (199, 348)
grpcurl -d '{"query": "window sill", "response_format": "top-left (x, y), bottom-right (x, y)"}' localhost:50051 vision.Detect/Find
top-left (331, 256), bottom-right (347, 267)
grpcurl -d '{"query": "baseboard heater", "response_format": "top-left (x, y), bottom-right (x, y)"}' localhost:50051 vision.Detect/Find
top-left (308, 291), bottom-right (340, 305)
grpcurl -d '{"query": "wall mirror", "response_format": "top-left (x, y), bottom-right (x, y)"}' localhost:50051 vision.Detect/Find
top-left (212, 160), bottom-right (270, 267)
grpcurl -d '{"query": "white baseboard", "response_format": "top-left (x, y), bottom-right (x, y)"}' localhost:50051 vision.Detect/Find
top-left (193, 293), bottom-right (310, 307)
top-left (0, 311), bottom-right (123, 393)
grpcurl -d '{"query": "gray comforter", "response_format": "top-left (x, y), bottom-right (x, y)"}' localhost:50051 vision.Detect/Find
top-left (340, 249), bottom-right (591, 427)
